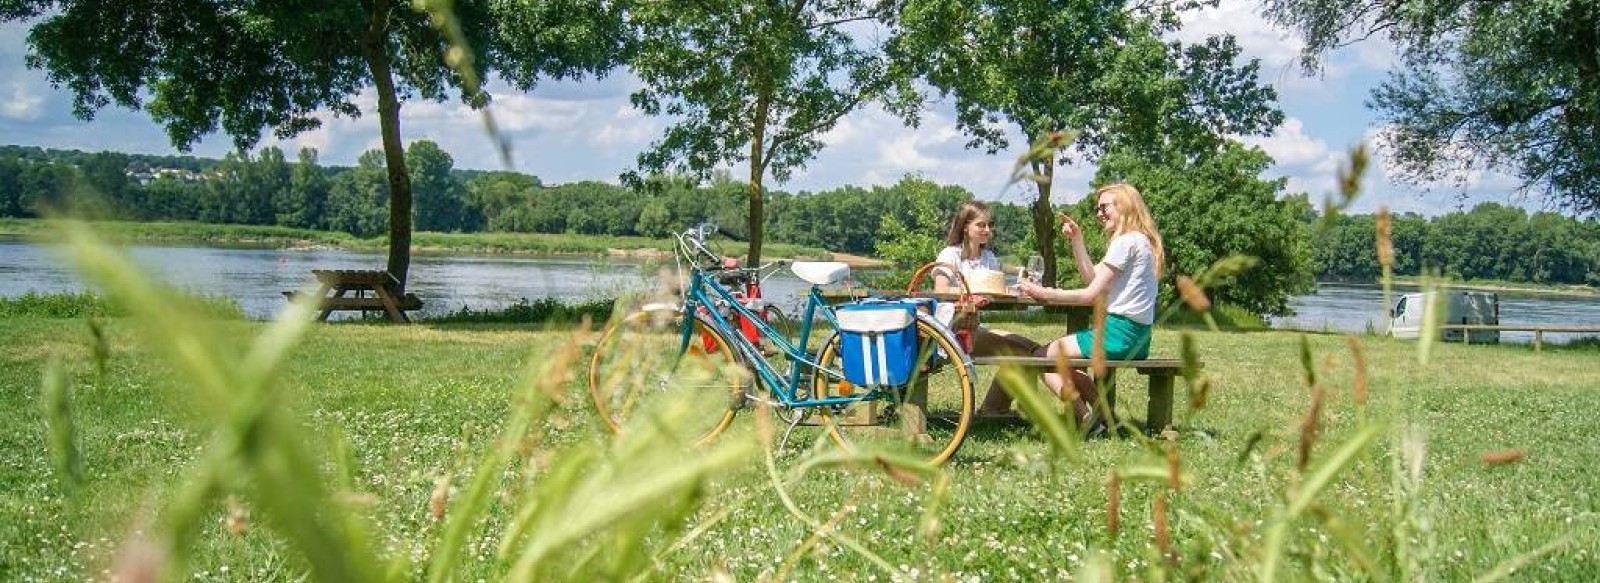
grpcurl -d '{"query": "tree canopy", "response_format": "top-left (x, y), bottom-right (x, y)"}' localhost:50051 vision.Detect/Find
top-left (1, 0), bottom-right (627, 287)
top-left (891, 0), bottom-right (1283, 286)
top-left (1263, 0), bottom-right (1600, 215)
top-left (1096, 142), bottom-right (1316, 317)
top-left (625, 0), bottom-right (917, 268)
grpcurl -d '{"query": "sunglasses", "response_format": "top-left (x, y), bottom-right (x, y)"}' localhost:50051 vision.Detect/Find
top-left (1095, 202), bottom-right (1113, 214)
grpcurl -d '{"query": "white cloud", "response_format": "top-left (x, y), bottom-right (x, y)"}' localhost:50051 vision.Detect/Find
top-left (790, 103), bottom-right (1020, 197)
top-left (819, 112), bottom-right (862, 148)
top-left (1, 81), bottom-right (44, 119)
top-left (590, 104), bottom-right (656, 149)
top-left (1245, 117), bottom-right (1331, 167)
top-left (482, 94), bottom-right (590, 133)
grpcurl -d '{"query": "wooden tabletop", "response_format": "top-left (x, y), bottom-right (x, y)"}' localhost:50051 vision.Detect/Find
top-left (312, 269), bottom-right (396, 287)
top-left (820, 288), bottom-right (1080, 308)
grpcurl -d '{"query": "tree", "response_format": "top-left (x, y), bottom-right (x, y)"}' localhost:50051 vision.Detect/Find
top-left (1311, 214), bottom-right (1380, 281)
top-left (1097, 142), bottom-right (1316, 317)
top-left (281, 148), bottom-right (329, 229)
top-left (626, 0), bottom-right (917, 268)
top-left (871, 176), bottom-right (970, 286)
top-left (142, 177), bottom-right (205, 222)
top-left (78, 151), bottom-right (132, 218)
top-left (0, 156), bottom-right (22, 217)
top-left (1263, 0), bottom-right (1600, 215)
top-left (464, 171), bottom-right (540, 232)
top-left (893, 0), bottom-right (1283, 286)
top-left (324, 151), bottom-right (390, 238)
top-left (204, 149), bottom-right (281, 225)
top-left (407, 140), bottom-right (466, 233)
top-left (3, 0), bottom-right (628, 289)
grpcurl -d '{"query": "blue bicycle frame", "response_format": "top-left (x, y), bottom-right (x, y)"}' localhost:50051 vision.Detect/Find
top-left (676, 266), bottom-right (874, 408)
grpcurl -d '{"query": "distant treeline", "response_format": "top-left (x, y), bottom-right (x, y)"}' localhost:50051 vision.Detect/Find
top-left (5, 143), bottom-right (1599, 290)
top-left (1315, 206), bottom-right (1600, 287)
top-left (0, 143), bottom-right (1032, 257)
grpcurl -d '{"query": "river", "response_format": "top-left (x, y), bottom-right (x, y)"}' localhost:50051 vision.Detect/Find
top-left (4, 239), bottom-right (1598, 345)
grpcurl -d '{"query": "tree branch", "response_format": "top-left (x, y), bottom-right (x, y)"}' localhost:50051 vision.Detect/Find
top-left (808, 15), bottom-right (876, 30)
top-left (765, 93), bottom-right (865, 159)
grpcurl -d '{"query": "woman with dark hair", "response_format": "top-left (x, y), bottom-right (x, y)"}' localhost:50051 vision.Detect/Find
top-left (932, 200), bottom-right (1040, 418)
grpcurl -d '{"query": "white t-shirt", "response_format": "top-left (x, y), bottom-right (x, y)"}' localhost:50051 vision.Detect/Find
top-left (1101, 232), bottom-right (1158, 325)
top-left (933, 245), bottom-right (1000, 289)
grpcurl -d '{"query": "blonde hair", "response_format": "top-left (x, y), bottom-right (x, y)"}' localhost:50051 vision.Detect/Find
top-left (1095, 183), bottom-right (1165, 276)
top-left (944, 200), bottom-right (992, 252)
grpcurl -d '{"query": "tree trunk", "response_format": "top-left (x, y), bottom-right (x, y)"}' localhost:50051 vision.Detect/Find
top-left (746, 91), bottom-right (772, 267)
top-left (1031, 157), bottom-right (1058, 287)
top-left (364, 0), bottom-right (414, 291)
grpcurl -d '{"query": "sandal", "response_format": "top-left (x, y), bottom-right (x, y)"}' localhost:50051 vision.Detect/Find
top-left (1074, 402), bottom-right (1108, 438)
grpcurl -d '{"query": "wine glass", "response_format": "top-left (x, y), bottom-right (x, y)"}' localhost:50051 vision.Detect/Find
top-left (1025, 255), bottom-right (1044, 284)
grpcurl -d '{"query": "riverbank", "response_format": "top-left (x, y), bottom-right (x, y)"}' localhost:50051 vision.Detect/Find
top-left (0, 217), bottom-right (877, 265)
top-left (1320, 277), bottom-right (1600, 298)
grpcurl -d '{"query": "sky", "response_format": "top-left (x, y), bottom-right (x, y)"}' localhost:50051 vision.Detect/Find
top-left (0, 1), bottom-right (1549, 217)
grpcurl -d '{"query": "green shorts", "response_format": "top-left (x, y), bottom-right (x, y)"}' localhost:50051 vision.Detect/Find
top-left (1073, 314), bottom-right (1152, 360)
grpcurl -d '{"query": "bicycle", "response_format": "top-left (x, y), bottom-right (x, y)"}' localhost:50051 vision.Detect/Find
top-left (587, 223), bottom-right (978, 464)
top-left (708, 253), bottom-right (795, 351)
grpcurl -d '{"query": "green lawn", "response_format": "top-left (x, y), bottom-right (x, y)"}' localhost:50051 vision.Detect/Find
top-left (2, 312), bottom-right (1597, 582)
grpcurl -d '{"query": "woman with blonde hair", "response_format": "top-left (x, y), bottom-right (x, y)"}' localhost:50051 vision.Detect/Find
top-left (994, 183), bottom-right (1165, 432)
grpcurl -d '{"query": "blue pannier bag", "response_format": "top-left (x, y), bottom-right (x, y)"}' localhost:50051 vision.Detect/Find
top-left (836, 299), bottom-right (929, 387)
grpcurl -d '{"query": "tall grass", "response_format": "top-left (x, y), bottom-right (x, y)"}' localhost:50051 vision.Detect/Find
top-left (0, 290), bottom-right (243, 320)
top-left (426, 297), bottom-right (616, 325)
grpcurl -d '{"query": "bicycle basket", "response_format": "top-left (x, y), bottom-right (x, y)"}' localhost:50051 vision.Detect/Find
top-left (836, 299), bottom-right (928, 387)
top-left (904, 261), bottom-right (982, 352)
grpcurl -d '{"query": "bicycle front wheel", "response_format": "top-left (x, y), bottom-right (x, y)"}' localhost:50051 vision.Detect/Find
top-left (588, 310), bottom-right (748, 445)
top-left (813, 320), bottom-right (975, 465)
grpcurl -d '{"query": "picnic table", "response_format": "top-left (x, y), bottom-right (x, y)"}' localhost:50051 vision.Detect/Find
top-left (823, 288), bottom-right (1188, 434)
top-left (820, 289), bottom-right (1092, 328)
top-left (284, 269), bottom-right (422, 323)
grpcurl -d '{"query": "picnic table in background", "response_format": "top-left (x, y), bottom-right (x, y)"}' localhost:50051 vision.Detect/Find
top-left (283, 269), bottom-right (422, 323)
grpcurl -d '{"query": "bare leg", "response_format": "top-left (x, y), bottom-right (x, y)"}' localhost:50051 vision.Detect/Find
top-left (1038, 336), bottom-right (1098, 422)
top-left (975, 327), bottom-right (1041, 413)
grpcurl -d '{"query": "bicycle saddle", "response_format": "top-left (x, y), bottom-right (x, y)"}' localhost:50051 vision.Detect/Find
top-left (790, 262), bottom-right (851, 285)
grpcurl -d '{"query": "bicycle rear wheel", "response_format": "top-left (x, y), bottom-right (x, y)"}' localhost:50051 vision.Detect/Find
top-left (812, 320), bottom-right (975, 465)
top-left (759, 305), bottom-right (795, 341)
top-left (588, 310), bottom-right (748, 445)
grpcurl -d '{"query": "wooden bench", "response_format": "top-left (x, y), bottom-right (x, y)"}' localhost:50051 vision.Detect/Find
top-left (971, 356), bottom-right (1187, 433)
top-left (283, 269), bottom-right (423, 323)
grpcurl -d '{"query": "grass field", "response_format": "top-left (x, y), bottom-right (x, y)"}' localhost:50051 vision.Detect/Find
top-left (3, 296), bottom-right (1597, 582)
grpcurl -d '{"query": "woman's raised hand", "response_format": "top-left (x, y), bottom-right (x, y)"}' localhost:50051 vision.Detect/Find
top-left (1059, 213), bottom-right (1083, 241)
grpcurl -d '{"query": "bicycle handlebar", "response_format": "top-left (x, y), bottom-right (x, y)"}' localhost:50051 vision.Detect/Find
top-left (675, 224), bottom-right (790, 285)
